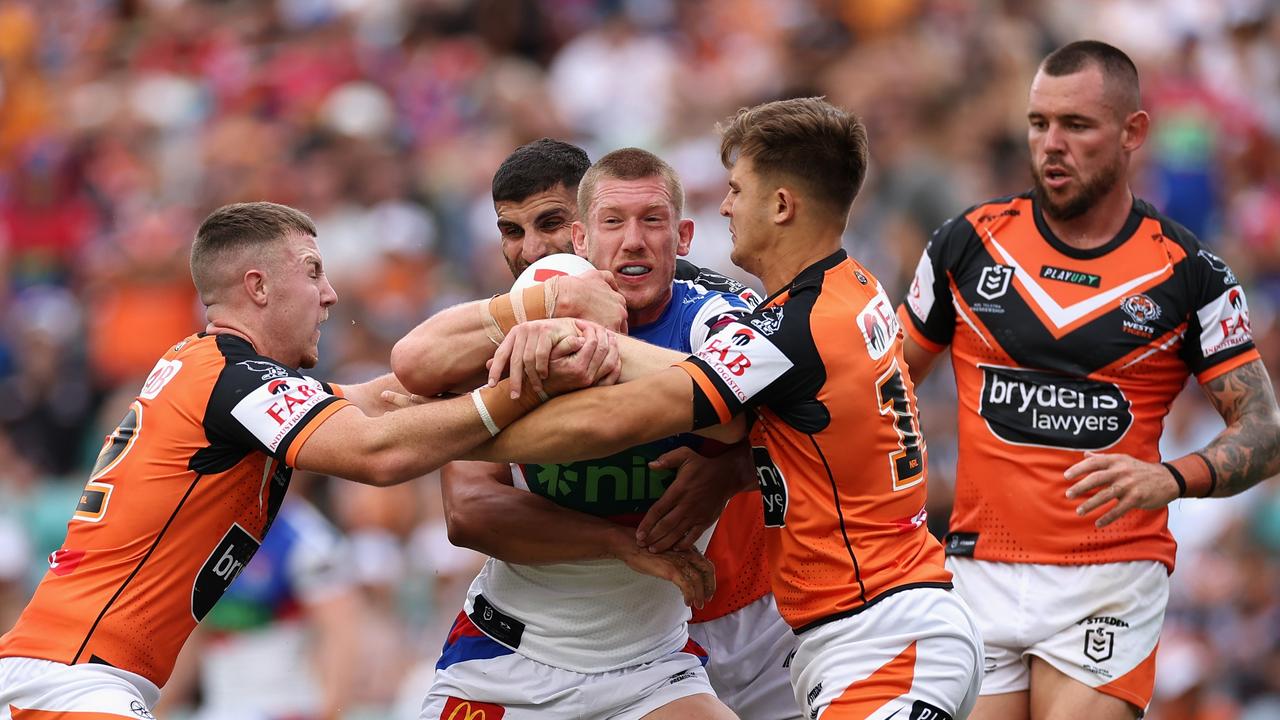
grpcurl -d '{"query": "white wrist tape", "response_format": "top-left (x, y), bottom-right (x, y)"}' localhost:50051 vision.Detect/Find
top-left (471, 388), bottom-right (500, 437)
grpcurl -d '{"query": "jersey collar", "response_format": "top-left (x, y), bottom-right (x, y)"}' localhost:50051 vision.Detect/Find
top-left (1030, 191), bottom-right (1144, 260)
top-left (762, 248), bottom-right (848, 307)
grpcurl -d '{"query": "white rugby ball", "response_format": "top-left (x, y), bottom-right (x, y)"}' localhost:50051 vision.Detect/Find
top-left (512, 253), bottom-right (596, 290)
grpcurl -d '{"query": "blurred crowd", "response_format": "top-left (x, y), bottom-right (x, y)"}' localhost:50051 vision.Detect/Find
top-left (1, 0), bottom-right (1279, 718)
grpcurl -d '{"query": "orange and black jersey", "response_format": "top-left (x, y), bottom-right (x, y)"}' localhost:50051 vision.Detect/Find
top-left (677, 250), bottom-right (952, 633)
top-left (900, 192), bottom-right (1259, 570)
top-left (0, 333), bottom-right (349, 686)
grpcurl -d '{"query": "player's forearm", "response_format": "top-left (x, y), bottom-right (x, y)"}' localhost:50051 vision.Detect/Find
top-left (300, 395), bottom-right (498, 486)
top-left (1197, 360), bottom-right (1280, 496)
top-left (446, 478), bottom-right (637, 564)
top-left (468, 389), bottom-right (636, 464)
top-left (471, 378), bottom-right (690, 465)
top-left (615, 333), bottom-right (688, 382)
top-left (391, 301), bottom-right (495, 397)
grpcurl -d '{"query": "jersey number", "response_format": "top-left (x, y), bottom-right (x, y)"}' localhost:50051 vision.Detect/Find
top-left (91, 401), bottom-right (142, 481)
top-left (876, 365), bottom-right (925, 490)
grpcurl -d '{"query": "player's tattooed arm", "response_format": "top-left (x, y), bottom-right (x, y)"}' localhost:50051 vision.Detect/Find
top-left (1199, 359), bottom-right (1280, 496)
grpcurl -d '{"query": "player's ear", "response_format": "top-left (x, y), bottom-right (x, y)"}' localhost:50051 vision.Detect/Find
top-left (1122, 109), bottom-right (1149, 154)
top-left (676, 218), bottom-right (694, 257)
top-left (774, 187), bottom-right (796, 225)
top-left (571, 220), bottom-right (588, 256)
top-left (243, 268), bottom-right (269, 307)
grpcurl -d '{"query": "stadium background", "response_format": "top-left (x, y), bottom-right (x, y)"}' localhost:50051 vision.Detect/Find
top-left (0, 0), bottom-right (1278, 717)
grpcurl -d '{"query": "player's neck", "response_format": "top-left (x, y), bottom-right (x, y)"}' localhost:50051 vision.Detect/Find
top-left (760, 236), bottom-right (843, 295)
top-left (627, 285), bottom-right (674, 328)
top-left (206, 323), bottom-right (256, 348)
top-left (1041, 186), bottom-right (1135, 251)
top-left (205, 309), bottom-right (267, 357)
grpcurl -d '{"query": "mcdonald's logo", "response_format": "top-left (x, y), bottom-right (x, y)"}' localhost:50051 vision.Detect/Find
top-left (442, 696), bottom-right (506, 720)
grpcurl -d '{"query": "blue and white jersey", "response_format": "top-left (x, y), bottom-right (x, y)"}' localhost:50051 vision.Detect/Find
top-left (462, 266), bottom-right (758, 674)
top-left (631, 272), bottom-right (757, 353)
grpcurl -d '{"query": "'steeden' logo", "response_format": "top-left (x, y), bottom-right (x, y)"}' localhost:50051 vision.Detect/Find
top-left (442, 697), bottom-right (506, 720)
top-left (130, 701), bottom-right (156, 719)
top-left (978, 366), bottom-right (1132, 450)
top-left (976, 265), bottom-right (1014, 300)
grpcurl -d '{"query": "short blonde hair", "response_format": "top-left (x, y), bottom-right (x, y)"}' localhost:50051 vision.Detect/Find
top-left (577, 148), bottom-right (684, 220)
top-left (190, 202), bottom-right (316, 300)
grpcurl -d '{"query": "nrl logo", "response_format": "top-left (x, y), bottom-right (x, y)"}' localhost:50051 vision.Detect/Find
top-left (977, 265), bottom-right (1014, 300)
top-left (1084, 627), bottom-right (1115, 663)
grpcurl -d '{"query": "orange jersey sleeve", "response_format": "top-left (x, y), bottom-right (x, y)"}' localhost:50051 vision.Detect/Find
top-left (0, 334), bottom-right (348, 686)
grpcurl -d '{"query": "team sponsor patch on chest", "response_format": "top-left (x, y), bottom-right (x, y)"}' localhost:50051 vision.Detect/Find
top-left (1040, 265), bottom-right (1101, 288)
top-left (193, 523), bottom-right (261, 621)
top-left (978, 365), bottom-right (1132, 450)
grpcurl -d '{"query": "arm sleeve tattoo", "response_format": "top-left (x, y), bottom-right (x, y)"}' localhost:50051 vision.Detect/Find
top-left (1200, 359), bottom-right (1280, 496)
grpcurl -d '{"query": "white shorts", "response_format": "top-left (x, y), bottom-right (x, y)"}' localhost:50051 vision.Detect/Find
top-left (689, 593), bottom-right (801, 720)
top-left (790, 587), bottom-right (982, 720)
top-left (0, 656), bottom-right (161, 719)
top-left (947, 558), bottom-right (1168, 710)
top-left (421, 612), bottom-right (716, 719)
